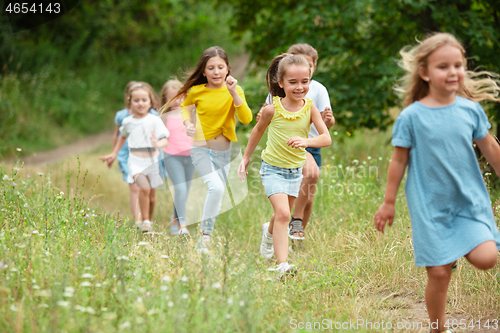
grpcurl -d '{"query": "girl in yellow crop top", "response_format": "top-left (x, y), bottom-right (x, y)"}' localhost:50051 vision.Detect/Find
top-left (166, 46), bottom-right (252, 253)
top-left (238, 53), bottom-right (331, 276)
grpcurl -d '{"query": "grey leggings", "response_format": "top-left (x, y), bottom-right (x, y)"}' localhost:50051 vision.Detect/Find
top-left (163, 154), bottom-right (195, 226)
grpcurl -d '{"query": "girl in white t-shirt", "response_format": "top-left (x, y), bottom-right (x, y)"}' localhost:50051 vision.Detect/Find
top-left (100, 83), bottom-right (170, 232)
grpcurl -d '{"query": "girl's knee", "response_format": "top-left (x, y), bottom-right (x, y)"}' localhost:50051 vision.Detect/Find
top-left (274, 208), bottom-right (291, 223)
top-left (139, 187), bottom-right (150, 196)
top-left (467, 241), bottom-right (498, 270)
top-left (427, 266), bottom-right (452, 282)
top-left (207, 181), bottom-right (225, 197)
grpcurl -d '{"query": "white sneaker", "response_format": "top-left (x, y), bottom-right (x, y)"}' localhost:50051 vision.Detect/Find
top-left (179, 227), bottom-right (190, 236)
top-left (196, 235), bottom-right (211, 254)
top-left (260, 222), bottom-right (274, 259)
top-left (268, 262), bottom-right (297, 280)
top-left (140, 220), bottom-right (153, 233)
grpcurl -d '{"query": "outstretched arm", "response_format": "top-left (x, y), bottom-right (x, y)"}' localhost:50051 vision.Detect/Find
top-left (475, 133), bottom-right (500, 176)
top-left (374, 146), bottom-right (409, 233)
top-left (99, 135), bottom-right (127, 167)
top-left (237, 105), bottom-right (274, 180)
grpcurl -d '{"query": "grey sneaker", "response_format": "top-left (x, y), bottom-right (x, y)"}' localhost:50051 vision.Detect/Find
top-left (260, 222), bottom-right (274, 259)
top-left (196, 235), bottom-right (211, 254)
top-left (140, 220), bottom-right (153, 233)
top-left (179, 227), bottom-right (190, 237)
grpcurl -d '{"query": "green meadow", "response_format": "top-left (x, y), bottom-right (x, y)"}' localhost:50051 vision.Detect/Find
top-left (1, 127), bottom-right (499, 333)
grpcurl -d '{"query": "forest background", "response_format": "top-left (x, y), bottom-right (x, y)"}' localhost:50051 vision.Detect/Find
top-left (1, 0), bottom-right (500, 159)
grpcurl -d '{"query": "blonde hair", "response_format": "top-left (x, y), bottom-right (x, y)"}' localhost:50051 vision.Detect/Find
top-left (266, 53), bottom-right (311, 97)
top-left (124, 81), bottom-right (139, 108)
top-left (159, 79), bottom-right (183, 114)
top-left (287, 43), bottom-right (318, 66)
top-left (127, 82), bottom-right (161, 111)
top-left (397, 32), bottom-right (500, 107)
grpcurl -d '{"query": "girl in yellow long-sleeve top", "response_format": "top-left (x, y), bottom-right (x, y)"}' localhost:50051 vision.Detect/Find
top-left (169, 46), bottom-right (252, 253)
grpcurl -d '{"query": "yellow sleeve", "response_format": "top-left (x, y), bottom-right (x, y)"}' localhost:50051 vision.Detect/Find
top-left (181, 89), bottom-right (195, 122)
top-left (235, 85), bottom-right (253, 124)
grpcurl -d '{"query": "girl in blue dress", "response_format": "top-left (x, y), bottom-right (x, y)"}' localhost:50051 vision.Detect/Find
top-left (374, 32), bottom-right (500, 333)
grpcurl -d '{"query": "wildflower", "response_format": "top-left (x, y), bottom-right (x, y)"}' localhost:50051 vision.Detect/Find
top-left (146, 292), bottom-right (151, 297)
top-left (239, 301), bottom-right (245, 307)
top-left (182, 294), bottom-right (188, 299)
top-left (212, 282), bottom-right (221, 289)
top-left (226, 314), bottom-right (231, 320)
top-left (37, 172), bottom-right (43, 176)
top-left (81, 273), bottom-right (93, 279)
top-left (80, 281), bottom-right (92, 287)
top-left (181, 276), bottom-right (188, 282)
top-left (199, 297), bottom-right (205, 302)
top-left (57, 301), bottom-right (70, 307)
top-left (161, 255), bottom-right (168, 259)
top-left (227, 298), bottom-right (233, 304)
top-left (138, 241), bottom-right (149, 246)
top-left (167, 301), bottom-right (174, 307)
top-left (160, 286), bottom-right (167, 291)
top-left (119, 322), bottom-right (131, 329)
top-left (16, 148), bottom-right (22, 152)
top-left (13, 183), bottom-right (17, 186)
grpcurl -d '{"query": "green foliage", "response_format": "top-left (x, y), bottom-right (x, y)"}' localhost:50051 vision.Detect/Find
top-left (1, 0), bottom-right (236, 71)
top-left (218, 0), bottom-right (500, 131)
top-left (0, 1), bottom-right (241, 159)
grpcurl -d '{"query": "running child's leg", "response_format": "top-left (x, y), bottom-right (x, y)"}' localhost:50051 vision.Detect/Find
top-left (149, 189), bottom-right (156, 220)
top-left (465, 240), bottom-right (498, 270)
top-left (135, 174), bottom-right (152, 221)
top-left (268, 193), bottom-right (296, 264)
top-left (129, 183), bottom-right (141, 221)
top-left (425, 264), bottom-right (453, 333)
top-left (291, 153), bottom-right (319, 233)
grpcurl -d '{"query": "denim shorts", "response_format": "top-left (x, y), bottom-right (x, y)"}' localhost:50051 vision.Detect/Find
top-left (260, 161), bottom-right (303, 197)
top-left (306, 147), bottom-right (322, 167)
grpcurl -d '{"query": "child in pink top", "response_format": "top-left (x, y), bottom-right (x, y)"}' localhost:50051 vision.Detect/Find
top-left (160, 80), bottom-right (194, 236)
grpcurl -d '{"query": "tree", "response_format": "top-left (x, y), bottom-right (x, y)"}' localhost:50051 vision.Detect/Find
top-left (218, 0), bottom-right (500, 133)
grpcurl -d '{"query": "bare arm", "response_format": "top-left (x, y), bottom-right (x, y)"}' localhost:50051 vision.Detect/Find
top-left (374, 146), bottom-right (409, 233)
top-left (286, 105), bottom-right (331, 149)
top-left (475, 133), bottom-right (500, 176)
top-left (111, 125), bottom-right (120, 151)
top-left (237, 105), bottom-right (274, 180)
top-left (99, 135), bottom-right (127, 167)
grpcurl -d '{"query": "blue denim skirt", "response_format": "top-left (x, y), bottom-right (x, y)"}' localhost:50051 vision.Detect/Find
top-left (260, 160), bottom-right (303, 197)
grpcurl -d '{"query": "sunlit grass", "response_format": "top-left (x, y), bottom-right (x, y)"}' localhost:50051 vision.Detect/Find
top-left (1, 129), bottom-right (499, 332)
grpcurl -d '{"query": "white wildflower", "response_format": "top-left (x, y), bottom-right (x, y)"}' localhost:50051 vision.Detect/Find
top-left (80, 281), bottom-right (92, 287)
top-left (57, 301), bottom-right (70, 307)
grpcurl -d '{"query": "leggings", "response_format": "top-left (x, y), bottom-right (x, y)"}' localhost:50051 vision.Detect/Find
top-left (163, 154), bottom-right (195, 226)
top-left (190, 146), bottom-right (231, 235)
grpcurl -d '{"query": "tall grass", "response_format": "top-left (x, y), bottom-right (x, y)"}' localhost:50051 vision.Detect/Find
top-left (1, 129), bottom-right (499, 332)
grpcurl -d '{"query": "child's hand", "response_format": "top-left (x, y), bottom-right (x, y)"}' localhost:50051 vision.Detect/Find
top-left (374, 202), bottom-right (395, 233)
top-left (322, 107), bottom-right (334, 124)
top-left (185, 123), bottom-right (196, 137)
top-left (150, 130), bottom-right (158, 148)
top-left (287, 137), bottom-right (308, 149)
top-left (99, 153), bottom-right (116, 168)
top-left (255, 103), bottom-right (268, 123)
top-left (237, 157), bottom-right (250, 181)
top-left (226, 75), bottom-right (237, 93)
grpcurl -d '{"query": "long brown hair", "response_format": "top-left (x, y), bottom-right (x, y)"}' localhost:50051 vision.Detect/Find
top-left (397, 32), bottom-right (500, 107)
top-left (266, 53), bottom-right (310, 97)
top-left (170, 46), bottom-right (231, 103)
